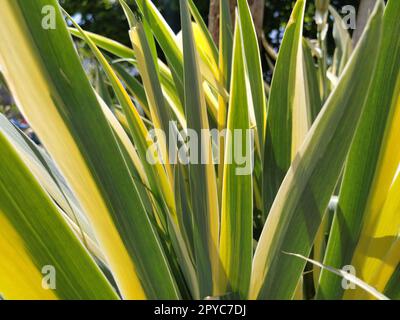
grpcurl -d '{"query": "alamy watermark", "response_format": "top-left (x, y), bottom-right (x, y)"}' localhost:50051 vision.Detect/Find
top-left (342, 265), bottom-right (356, 290)
top-left (41, 265), bottom-right (56, 290)
top-left (41, 5), bottom-right (56, 30)
top-left (41, 3), bottom-right (358, 31)
top-left (340, 5), bottom-right (357, 30)
top-left (146, 121), bottom-right (254, 176)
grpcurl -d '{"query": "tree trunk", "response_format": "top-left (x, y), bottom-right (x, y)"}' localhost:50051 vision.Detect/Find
top-left (248, 0), bottom-right (265, 43)
top-left (208, 0), bottom-right (220, 44)
top-left (208, 0), bottom-right (265, 45)
top-left (352, 0), bottom-right (376, 46)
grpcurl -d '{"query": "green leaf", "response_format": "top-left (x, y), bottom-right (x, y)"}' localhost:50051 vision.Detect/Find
top-left (110, 61), bottom-right (150, 116)
top-left (368, 170), bottom-right (400, 299)
top-left (64, 9), bottom-right (178, 229)
top-left (69, 27), bottom-right (135, 60)
top-left (302, 39), bottom-right (323, 122)
top-left (124, 3), bottom-right (174, 181)
top-left (262, 0), bottom-right (310, 218)
top-left (0, 115), bottom-right (98, 249)
top-left (95, 66), bottom-right (114, 108)
top-left (216, 0), bottom-right (234, 200)
top-left (134, 0), bottom-right (185, 104)
top-left (237, 0), bottom-right (267, 152)
top-left (384, 240), bottom-right (400, 299)
top-left (69, 28), bottom-right (185, 125)
top-left (0, 129), bottom-right (117, 300)
top-left (219, 18), bottom-right (253, 299)
top-left (329, 5), bottom-right (353, 77)
top-left (188, 0), bottom-right (218, 65)
top-left (0, 0), bottom-right (179, 299)
top-left (286, 253), bottom-right (389, 300)
top-left (317, 0), bottom-right (400, 299)
top-left (250, 1), bottom-right (384, 299)
top-left (179, 0), bottom-right (220, 298)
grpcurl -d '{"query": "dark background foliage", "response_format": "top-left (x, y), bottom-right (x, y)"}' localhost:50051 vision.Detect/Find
top-left (58, 0), bottom-right (359, 48)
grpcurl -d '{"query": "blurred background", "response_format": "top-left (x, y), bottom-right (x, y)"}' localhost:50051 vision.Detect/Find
top-left (57, 0), bottom-right (360, 48)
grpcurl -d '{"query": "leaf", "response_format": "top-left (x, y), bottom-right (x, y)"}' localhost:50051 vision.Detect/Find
top-left (188, 0), bottom-right (218, 65)
top-left (302, 39), bottom-right (323, 122)
top-left (119, 1), bottom-right (200, 298)
top-left (95, 66), bottom-right (114, 109)
top-left (216, 0), bottom-right (234, 200)
top-left (120, 33), bottom-right (169, 135)
top-left (0, 115), bottom-right (97, 250)
top-left (176, 24), bottom-right (228, 104)
top-left (134, 0), bottom-right (185, 104)
top-left (317, 0), bottom-right (400, 299)
top-left (285, 253), bottom-right (389, 300)
top-left (383, 240), bottom-right (400, 299)
top-left (69, 28), bottom-right (185, 125)
top-left (110, 61), bottom-right (150, 116)
top-left (0, 0), bottom-right (179, 299)
top-left (329, 5), bottom-right (353, 77)
top-left (69, 27), bottom-right (135, 60)
top-left (250, 1), bottom-right (384, 299)
top-left (237, 0), bottom-right (267, 152)
top-left (367, 172), bottom-right (400, 298)
top-left (219, 18), bottom-right (253, 299)
top-left (179, 0), bottom-right (220, 298)
top-left (122, 1), bottom-right (174, 182)
top-left (0, 130), bottom-right (117, 300)
top-left (262, 0), bottom-right (310, 218)
top-left (64, 9), bottom-right (177, 227)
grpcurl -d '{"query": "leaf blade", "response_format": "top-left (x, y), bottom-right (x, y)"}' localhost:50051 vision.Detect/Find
top-left (250, 1), bottom-right (384, 299)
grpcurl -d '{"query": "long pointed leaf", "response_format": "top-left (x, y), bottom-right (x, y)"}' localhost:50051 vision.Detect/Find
top-left (317, 0), bottom-right (400, 299)
top-left (179, 0), bottom-right (220, 297)
top-left (0, 131), bottom-right (117, 300)
top-left (219, 18), bottom-right (253, 299)
top-left (0, 0), bottom-right (179, 299)
top-left (262, 0), bottom-right (310, 218)
top-left (250, 1), bottom-right (384, 299)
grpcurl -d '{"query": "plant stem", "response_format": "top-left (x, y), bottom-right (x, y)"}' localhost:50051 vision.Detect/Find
top-left (318, 29), bottom-right (328, 102)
